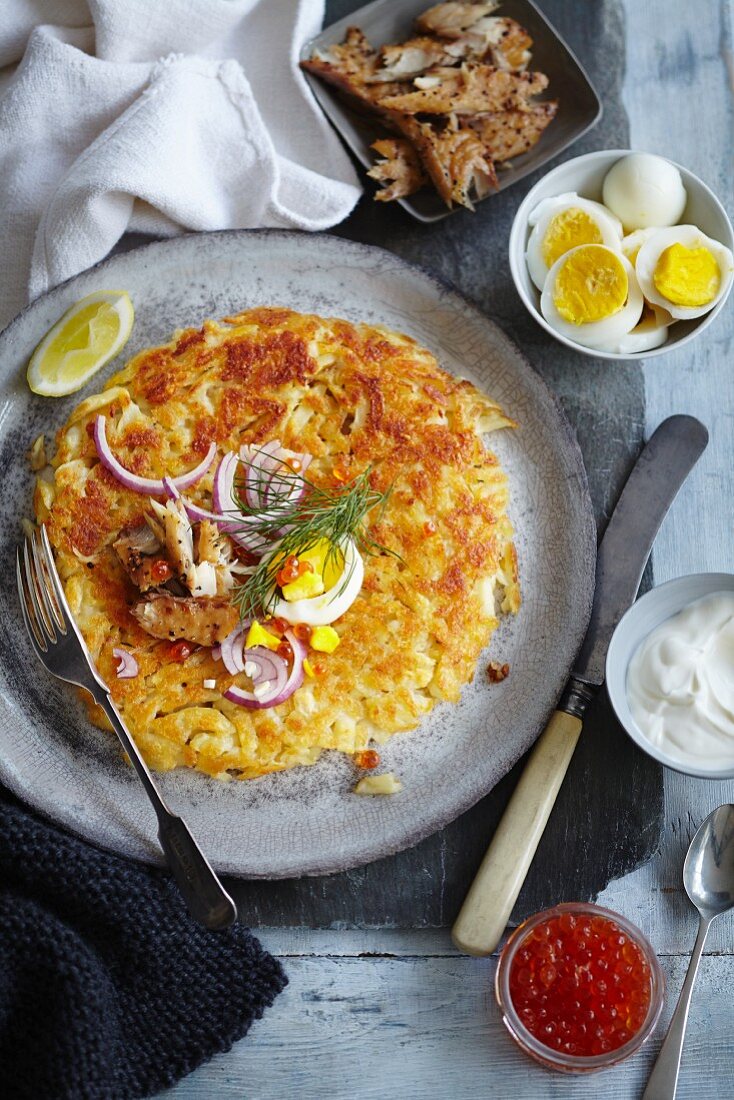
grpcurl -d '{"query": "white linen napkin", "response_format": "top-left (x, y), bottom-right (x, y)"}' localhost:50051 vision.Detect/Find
top-left (0, 0), bottom-right (362, 328)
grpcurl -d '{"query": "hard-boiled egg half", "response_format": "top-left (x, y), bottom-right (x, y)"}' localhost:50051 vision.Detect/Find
top-left (603, 303), bottom-right (671, 355)
top-left (621, 227), bottom-right (662, 266)
top-left (540, 244), bottom-right (644, 350)
top-left (272, 537), bottom-right (364, 626)
top-left (526, 193), bottom-right (623, 291)
top-left (635, 225), bottom-right (734, 320)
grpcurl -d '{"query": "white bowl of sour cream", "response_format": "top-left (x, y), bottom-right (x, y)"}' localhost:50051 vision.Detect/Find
top-left (606, 574), bottom-right (734, 778)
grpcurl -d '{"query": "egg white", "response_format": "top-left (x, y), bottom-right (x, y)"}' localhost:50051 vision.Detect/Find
top-left (540, 247), bottom-right (644, 350)
top-left (526, 192), bottom-right (623, 291)
top-left (602, 153), bottom-right (687, 231)
top-left (273, 538), bottom-right (364, 626)
top-left (596, 304), bottom-right (671, 355)
top-left (621, 227), bottom-right (661, 264)
top-left (635, 225), bottom-right (734, 320)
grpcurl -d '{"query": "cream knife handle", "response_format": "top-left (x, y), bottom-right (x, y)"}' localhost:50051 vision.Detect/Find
top-left (452, 709), bottom-right (583, 957)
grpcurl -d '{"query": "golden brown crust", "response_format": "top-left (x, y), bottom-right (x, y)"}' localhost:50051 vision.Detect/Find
top-left (381, 65), bottom-right (549, 116)
top-left (37, 307), bottom-right (520, 780)
top-left (367, 138), bottom-right (427, 201)
top-left (468, 101), bottom-right (558, 162)
top-left (415, 2), bottom-right (499, 38)
top-left (390, 115), bottom-right (497, 208)
top-left (301, 5), bottom-right (556, 209)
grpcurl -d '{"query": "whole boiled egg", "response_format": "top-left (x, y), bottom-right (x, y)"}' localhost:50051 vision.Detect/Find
top-left (635, 225), bottom-right (734, 320)
top-left (540, 243), bottom-right (644, 350)
top-left (602, 153), bottom-right (687, 231)
top-left (526, 192), bottom-right (623, 291)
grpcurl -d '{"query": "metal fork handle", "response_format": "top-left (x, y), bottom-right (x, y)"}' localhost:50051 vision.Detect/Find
top-left (97, 694), bottom-right (237, 931)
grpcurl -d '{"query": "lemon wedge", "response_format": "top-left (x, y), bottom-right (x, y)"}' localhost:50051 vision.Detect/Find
top-left (27, 290), bottom-right (134, 397)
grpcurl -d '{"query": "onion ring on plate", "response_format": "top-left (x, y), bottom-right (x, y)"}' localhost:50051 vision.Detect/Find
top-left (93, 416), bottom-right (215, 496)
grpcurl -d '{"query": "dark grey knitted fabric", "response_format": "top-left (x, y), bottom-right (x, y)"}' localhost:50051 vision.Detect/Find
top-left (0, 788), bottom-right (287, 1100)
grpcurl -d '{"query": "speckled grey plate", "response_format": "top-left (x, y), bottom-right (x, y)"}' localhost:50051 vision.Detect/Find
top-left (0, 231), bottom-right (594, 877)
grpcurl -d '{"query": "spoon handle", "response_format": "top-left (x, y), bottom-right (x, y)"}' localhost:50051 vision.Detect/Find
top-left (642, 916), bottom-right (711, 1100)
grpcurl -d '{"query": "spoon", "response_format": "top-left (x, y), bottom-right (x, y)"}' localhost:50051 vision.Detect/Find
top-left (643, 803), bottom-right (734, 1099)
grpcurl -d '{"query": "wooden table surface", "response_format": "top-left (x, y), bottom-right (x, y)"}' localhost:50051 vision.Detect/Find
top-left (164, 2), bottom-right (734, 1096)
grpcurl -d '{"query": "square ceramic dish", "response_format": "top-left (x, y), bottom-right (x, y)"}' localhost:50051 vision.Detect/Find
top-left (300, 0), bottom-right (602, 223)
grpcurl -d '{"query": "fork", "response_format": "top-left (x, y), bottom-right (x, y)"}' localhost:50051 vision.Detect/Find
top-left (17, 524), bottom-right (238, 932)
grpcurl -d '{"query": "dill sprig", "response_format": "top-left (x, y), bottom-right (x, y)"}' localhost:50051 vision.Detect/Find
top-left (231, 454), bottom-right (397, 622)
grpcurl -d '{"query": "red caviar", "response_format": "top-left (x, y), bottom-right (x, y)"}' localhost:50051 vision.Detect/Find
top-left (150, 558), bottom-right (173, 582)
top-left (266, 617), bottom-right (289, 636)
top-left (354, 750), bottom-right (380, 770)
top-left (293, 623), bottom-right (312, 643)
top-left (167, 640), bottom-right (193, 662)
top-left (508, 910), bottom-right (652, 1058)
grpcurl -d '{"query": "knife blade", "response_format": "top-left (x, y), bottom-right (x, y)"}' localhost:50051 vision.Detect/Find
top-left (574, 413), bottom-right (709, 687)
top-left (562, 413), bottom-right (709, 715)
top-left (452, 415), bottom-right (708, 957)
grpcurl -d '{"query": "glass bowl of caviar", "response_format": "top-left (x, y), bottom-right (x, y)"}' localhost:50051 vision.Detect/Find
top-left (495, 902), bottom-right (664, 1073)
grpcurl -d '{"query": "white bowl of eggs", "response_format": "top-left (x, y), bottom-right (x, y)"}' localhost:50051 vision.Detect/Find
top-left (509, 149), bottom-right (734, 359)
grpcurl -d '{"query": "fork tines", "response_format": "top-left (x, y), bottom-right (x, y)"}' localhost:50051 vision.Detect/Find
top-left (17, 525), bottom-right (68, 654)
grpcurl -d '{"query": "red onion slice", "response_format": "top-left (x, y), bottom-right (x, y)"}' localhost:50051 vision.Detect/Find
top-left (223, 630), bottom-right (305, 709)
top-left (94, 416), bottom-right (216, 496)
top-left (243, 648), bottom-right (287, 691)
top-left (242, 440), bottom-right (284, 509)
top-left (263, 453), bottom-right (312, 510)
top-left (220, 624), bottom-right (245, 674)
top-left (113, 647), bottom-right (139, 679)
top-left (162, 476), bottom-right (180, 500)
top-left (267, 629), bottom-right (306, 705)
top-left (212, 451), bottom-right (282, 556)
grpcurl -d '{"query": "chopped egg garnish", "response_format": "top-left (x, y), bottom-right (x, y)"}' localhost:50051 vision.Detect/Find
top-left (202, 678), bottom-right (216, 689)
top-left (303, 658), bottom-right (317, 678)
top-left (310, 625), bottom-right (340, 653)
top-left (253, 680), bottom-right (272, 698)
top-left (245, 621), bottom-right (281, 652)
top-left (354, 772), bottom-right (403, 796)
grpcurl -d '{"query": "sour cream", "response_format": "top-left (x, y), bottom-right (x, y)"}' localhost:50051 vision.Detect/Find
top-left (627, 592), bottom-right (734, 769)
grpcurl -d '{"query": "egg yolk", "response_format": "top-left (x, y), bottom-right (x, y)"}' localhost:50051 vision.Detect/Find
top-left (541, 208), bottom-right (604, 269)
top-left (653, 243), bottom-right (720, 307)
top-left (553, 245), bottom-right (628, 325)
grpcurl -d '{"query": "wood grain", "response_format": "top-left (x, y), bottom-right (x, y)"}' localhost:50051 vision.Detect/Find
top-left (162, 955), bottom-right (734, 1099)
top-left (165, 0), bottom-right (734, 1095)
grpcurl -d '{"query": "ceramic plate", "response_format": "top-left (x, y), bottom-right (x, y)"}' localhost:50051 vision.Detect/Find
top-left (0, 231), bottom-right (594, 877)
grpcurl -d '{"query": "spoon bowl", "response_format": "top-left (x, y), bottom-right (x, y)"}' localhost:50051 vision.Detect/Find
top-left (684, 804), bottom-right (734, 917)
top-left (643, 804), bottom-right (734, 1099)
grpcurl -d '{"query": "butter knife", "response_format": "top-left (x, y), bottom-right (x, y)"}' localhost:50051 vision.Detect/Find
top-left (452, 414), bottom-right (709, 956)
